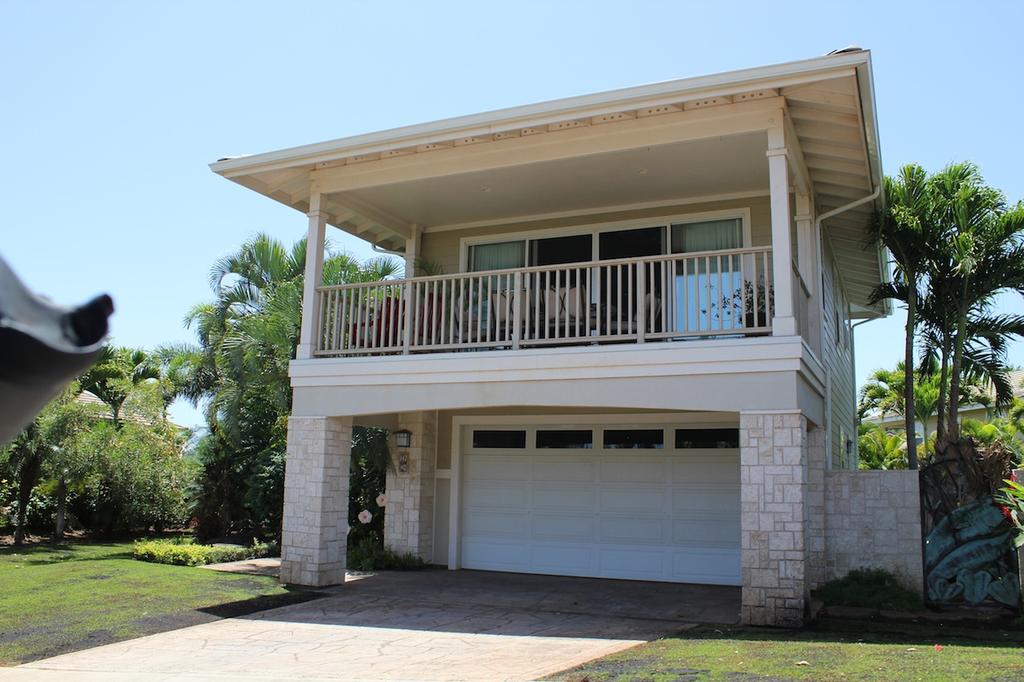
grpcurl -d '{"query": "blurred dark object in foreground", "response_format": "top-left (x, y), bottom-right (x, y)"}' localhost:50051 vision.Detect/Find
top-left (0, 255), bottom-right (113, 445)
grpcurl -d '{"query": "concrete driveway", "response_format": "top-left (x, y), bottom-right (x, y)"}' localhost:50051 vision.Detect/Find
top-left (11, 570), bottom-right (739, 682)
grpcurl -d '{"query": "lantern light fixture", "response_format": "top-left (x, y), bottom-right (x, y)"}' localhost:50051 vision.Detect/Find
top-left (393, 429), bottom-right (412, 448)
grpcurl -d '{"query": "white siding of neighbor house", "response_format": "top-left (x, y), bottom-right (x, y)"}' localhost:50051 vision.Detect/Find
top-left (820, 237), bottom-right (856, 469)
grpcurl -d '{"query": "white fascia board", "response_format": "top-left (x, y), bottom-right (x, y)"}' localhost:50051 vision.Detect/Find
top-left (289, 335), bottom-right (826, 392)
top-left (210, 52), bottom-right (871, 178)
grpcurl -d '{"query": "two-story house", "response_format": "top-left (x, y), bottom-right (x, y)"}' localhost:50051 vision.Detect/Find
top-left (212, 49), bottom-right (889, 627)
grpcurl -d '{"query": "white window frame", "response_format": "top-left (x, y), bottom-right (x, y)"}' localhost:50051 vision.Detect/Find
top-left (458, 208), bottom-right (752, 273)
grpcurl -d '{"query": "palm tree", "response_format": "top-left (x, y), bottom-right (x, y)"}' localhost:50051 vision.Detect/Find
top-left (857, 423), bottom-right (907, 470)
top-left (170, 232), bottom-right (400, 538)
top-left (79, 346), bottom-right (161, 426)
top-left (859, 360), bottom-right (990, 458)
top-left (868, 164), bottom-right (934, 469)
top-left (926, 163), bottom-right (1024, 440)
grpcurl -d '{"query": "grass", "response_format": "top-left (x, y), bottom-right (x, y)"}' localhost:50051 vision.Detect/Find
top-left (0, 540), bottom-right (319, 665)
top-left (547, 619), bottom-right (1024, 682)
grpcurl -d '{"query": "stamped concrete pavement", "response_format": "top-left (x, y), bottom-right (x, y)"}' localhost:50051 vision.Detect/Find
top-left (9, 570), bottom-right (739, 682)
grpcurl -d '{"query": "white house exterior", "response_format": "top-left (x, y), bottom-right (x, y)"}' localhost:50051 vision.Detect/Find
top-left (212, 50), bottom-right (894, 627)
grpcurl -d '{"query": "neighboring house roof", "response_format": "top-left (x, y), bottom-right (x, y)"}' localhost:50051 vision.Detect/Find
top-left (211, 49), bottom-right (886, 317)
top-left (75, 390), bottom-right (186, 430)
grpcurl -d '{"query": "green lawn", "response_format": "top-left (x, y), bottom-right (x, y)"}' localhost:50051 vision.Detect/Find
top-left (0, 540), bottom-right (318, 665)
top-left (548, 620), bottom-right (1024, 682)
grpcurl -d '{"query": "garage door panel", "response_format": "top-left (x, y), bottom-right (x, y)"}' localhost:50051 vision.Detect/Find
top-left (599, 547), bottom-right (668, 578)
top-left (530, 544), bottom-right (596, 573)
top-left (672, 516), bottom-right (740, 548)
top-left (463, 510), bottom-right (529, 538)
top-left (463, 482), bottom-right (529, 509)
top-left (532, 514), bottom-right (596, 542)
top-left (672, 549), bottom-right (741, 584)
top-left (600, 486), bottom-right (666, 514)
top-left (672, 454), bottom-right (740, 483)
top-left (464, 455), bottom-right (529, 481)
top-left (672, 486), bottom-right (740, 515)
top-left (532, 484), bottom-right (595, 512)
top-left (462, 539), bottom-right (529, 570)
top-left (534, 458), bottom-right (596, 482)
top-left (600, 517), bottom-right (667, 544)
top-left (601, 458), bottom-right (667, 483)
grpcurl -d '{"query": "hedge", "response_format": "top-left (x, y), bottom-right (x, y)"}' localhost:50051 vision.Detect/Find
top-left (132, 538), bottom-right (278, 567)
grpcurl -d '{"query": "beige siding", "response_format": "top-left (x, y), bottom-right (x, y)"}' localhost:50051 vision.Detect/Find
top-left (419, 196), bottom-right (772, 274)
top-left (820, 238), bottom-right (856, 468)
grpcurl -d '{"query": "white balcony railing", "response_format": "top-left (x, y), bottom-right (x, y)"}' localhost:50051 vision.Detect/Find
top-left (313, 246), bottom-right (774, 357)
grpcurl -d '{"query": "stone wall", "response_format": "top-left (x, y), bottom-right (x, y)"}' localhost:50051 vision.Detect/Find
top-left (280, 416), bottom-right (351, 587)
top-left (823, 470), bottom-right (923, 593)
top-left (384, 411), bottom-right (437, 560)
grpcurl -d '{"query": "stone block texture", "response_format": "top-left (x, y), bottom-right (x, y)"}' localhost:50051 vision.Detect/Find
top-left (824, 470), bottom-right (923, 593)
top-left (804, 425), bottom-right (826, 591)
top-left (740, 411), bottom-right (808, 627)
top-left (280, 416), bottom-right (351, 586)
top-left (384, 411), bottom-right (437, 560)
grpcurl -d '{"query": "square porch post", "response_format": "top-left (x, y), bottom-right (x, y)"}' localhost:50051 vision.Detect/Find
top-left (280, 415), bottom-right (352, 586)
top-left (767, 122), bottom-right (797, 337)
top-left (740, 411), bottom-right (808, 627)
top-left (296, 191), bottom-right (328, 360)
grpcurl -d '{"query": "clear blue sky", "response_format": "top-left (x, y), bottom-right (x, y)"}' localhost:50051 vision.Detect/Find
top-left (3, 1), bottom-right (1022, 429)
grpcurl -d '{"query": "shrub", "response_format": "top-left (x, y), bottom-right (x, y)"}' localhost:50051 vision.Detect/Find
top-left (815, 568), bottom-right (923, 611)
top-left (346, 535), bottom-right (429, 572)
top-left (133, 538), bottom-right (278, 567)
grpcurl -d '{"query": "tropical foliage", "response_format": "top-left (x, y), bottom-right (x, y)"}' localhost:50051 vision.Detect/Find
top-left (1, 355), bottom-right (194, 543)
top-left (165, 233), bottom-right (400, 541)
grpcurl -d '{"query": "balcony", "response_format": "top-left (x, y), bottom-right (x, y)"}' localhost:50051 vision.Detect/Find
top-left (311, 246), bottom-right (798, 357)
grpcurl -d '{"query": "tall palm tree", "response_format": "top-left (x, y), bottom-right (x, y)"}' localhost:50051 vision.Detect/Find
top-left (868, 164), bottom-right (934, 468)
top-left (926, 163), bottom-right (1024, 439)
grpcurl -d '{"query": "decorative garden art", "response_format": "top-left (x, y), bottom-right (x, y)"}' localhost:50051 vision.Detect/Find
top-left (920, 441), bottom-right (1020, 609)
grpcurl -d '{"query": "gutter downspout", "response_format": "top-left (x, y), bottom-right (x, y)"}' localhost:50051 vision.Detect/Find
top-left (815, 185), bottom-right (881, 468)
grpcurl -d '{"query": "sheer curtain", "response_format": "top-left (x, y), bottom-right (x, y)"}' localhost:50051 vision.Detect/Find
top-left (671, 219), bottom-right (744, 332)
top-left (469, 241), bottom-right (525, 271)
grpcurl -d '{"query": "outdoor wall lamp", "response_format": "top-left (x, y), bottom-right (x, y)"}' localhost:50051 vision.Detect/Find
top-left (393, 429), bottom-right (412, 449)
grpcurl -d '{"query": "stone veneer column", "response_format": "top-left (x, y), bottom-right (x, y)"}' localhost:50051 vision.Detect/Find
top-left (384, 411), bottom-right (437, 560)
top-left (740, 411), bottom-right (808, 627)
top-left (280, 416), bottom-right (351, 586)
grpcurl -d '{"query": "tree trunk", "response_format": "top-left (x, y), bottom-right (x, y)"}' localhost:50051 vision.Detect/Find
top-left (13, 455), bottom-right (42, 546)
top-left (54, 475), bottom-right (67, 539)
top-left (947, 309), bottom-right (968, 440)
top-left (904, 284), bottom-right (919, 469)
top-left (936, 335), bottom-right (951, 443)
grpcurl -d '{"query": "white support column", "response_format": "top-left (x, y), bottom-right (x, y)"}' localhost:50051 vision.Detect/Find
top-left (297, 192), bottom-right (328, 360)
top-left (767, 122), bottom-right (797, 337)
top-left (404, 224), bottom-right (421, 278)
top-left (795, 193), bottom-right (821, 353)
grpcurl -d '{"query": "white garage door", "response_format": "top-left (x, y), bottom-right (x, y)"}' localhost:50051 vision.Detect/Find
top-left (458, 424), bottom-right (740, 585)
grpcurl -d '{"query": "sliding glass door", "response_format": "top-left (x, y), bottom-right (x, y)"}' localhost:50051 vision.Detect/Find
top-left (671, 218), bottom-right (744, 333)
